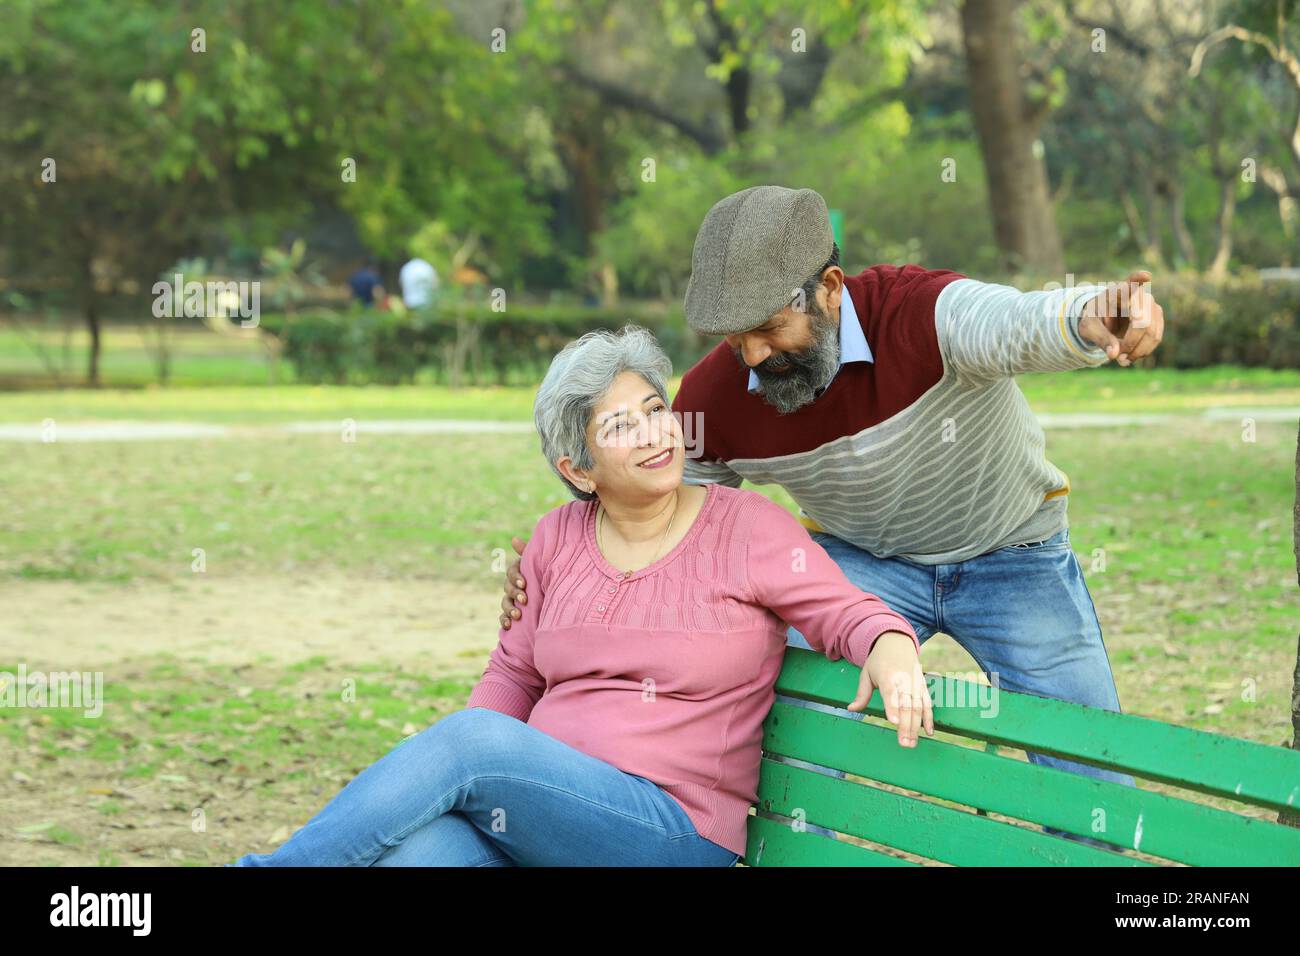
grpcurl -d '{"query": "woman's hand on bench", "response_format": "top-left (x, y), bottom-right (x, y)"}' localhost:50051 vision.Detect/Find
top-left (850, 632), bottom-right (934, 748)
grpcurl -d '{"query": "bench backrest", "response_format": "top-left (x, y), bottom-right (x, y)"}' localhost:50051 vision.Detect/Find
top-left (743, 648), bottom-right (1300, 866)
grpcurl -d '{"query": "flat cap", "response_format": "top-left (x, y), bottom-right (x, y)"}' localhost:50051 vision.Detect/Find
top-left (684, 185), bottom-right (833, 335)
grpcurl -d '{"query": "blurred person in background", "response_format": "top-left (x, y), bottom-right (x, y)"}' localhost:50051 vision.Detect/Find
top-left (399, 255), bottom-right (439, 310)
top-left (347, 256), bottom-right (384, 307)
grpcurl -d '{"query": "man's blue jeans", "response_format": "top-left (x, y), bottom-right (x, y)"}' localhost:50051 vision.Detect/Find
top-left (231, 707), bottom-right (740, 867)
top-left (780, 526), bottom-right (1135, 849)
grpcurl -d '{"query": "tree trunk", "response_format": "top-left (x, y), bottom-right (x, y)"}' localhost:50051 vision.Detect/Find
top-left (1285, 421), bottom-right (1300, 829)
top-left (960, 0), bottom-right (1064, 276)
top-left (778, 35), bottom-right (832, 119)
top-left (1207, 177), bottom-right (1236, 279)
top-left (1141, 179), bottom-right (1167, 267)
top-left (1259, 166), bottom-right (1297, 268)
top-left (724, 65), bottom-right (752, 138)
top-left (1168, 180), bottom-right (1197, 269)
top-left (555, 120), bottom-right (609, 256)
top-left (85, 299), bottom-right (101, 387)
top-left (702, 0), bottom-right (751, 141)
top-left (79, 249), bottom-right (102, 387)
top-left (1121, 188), bottom-right (1166, 268)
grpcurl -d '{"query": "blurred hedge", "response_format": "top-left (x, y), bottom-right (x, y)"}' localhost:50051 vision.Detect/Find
top-left (259, 305), bottom-right (703, 386)
top-left (259, 274), bottom-right (1299, 385)
top-left (1149, 274), bottom-right (1300, 369)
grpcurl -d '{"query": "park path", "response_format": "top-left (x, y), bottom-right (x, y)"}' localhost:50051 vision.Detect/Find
top-left (0, 408), bottom-right (1296, 441)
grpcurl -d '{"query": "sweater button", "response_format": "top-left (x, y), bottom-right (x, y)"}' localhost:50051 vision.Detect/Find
top-left (607, 585), bottom-right (616, 594)
top-left (597, 604), bottom-right (606, 612)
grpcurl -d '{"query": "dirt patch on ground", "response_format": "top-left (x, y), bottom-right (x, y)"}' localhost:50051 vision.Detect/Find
top-left (1, 575), bottom-right (503, 671)
top-left (0, 575), bottom-right (505, 866)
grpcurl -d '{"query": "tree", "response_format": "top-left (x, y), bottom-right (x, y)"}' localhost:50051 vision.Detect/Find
top-left (0, 0), bottom-right (547, 383)
top-left (1191, 0), bottom-right (1300, 267)
top-left (1288, 420), bottom-right (1300, 830)
top-left (507, 0), bottom-right (934, 296)
top-left (960, 0), bottom-right (1064, 275)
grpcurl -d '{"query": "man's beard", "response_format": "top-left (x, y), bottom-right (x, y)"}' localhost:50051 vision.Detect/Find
top-left (735, 300), bottom-right (840, 414)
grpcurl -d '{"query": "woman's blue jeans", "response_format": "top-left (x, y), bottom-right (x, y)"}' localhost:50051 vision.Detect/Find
top-left (231, 707), bottom-right (740, 867)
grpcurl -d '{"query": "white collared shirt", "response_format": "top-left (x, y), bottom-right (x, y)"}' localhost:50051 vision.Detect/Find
top-left (746, 286), bottom-right (874, 397)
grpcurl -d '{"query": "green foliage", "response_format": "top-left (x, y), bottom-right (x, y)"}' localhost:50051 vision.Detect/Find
top-left (271, 271), bottom-right (1300, 384)
top-left (0, 0), bottom-right (550, 302)
top-left (258, 240), bottom-right (325, 314)
top-left (274, 306), bottom-right (698, 386)
top-left (4, 0), bottom-right (1299, 377)
top-left (596, 156), bottom-right (749, 297)
top-left (599, 120), bottom-right (1000, 293)
top-left (1152, 273), bottom-right (1300, 369)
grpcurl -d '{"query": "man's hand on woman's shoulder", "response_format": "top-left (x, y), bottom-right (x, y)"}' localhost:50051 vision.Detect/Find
top-left (500, 535), bottom-right (529, 629)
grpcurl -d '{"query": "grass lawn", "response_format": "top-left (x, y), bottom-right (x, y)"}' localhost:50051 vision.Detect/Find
top-left (0, 325), bottom-right (284, 389)
top-left (0, 320), bottom-right (1299, 424)
top-left (1, 365), bottom-right (1297, 865)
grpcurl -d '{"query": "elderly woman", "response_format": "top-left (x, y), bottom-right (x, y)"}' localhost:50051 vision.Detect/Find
top-left (232, 325), bottom-right (931, 867)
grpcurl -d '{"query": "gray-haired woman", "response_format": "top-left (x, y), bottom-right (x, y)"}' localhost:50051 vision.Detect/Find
top-left (232, 325), bottom-right (929, 867)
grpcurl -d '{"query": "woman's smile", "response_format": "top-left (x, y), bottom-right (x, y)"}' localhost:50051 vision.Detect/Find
top-left (638, 447), bottom-right (674, 469)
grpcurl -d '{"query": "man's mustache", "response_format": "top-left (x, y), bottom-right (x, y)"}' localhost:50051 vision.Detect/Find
top-left (757, 350), bottom-right (815, 375)
top-left (734, 347), bottom-right (810, 375)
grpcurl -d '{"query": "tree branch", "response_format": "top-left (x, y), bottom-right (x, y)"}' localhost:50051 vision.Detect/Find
top-left (555, 64), bottom-right (727, 154)
top-left (1067, 11), bottom-right (1152, 58)
top-left (1190, 23), bottom-right (1300, 168)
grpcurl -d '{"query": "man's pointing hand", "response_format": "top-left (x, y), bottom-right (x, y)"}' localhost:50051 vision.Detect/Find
top-left (1077, 269), bottom-right (1165, 367)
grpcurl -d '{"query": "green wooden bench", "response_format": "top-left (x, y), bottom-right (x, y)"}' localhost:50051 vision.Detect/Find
top-left (743, 648), bottom-right (1300, 866)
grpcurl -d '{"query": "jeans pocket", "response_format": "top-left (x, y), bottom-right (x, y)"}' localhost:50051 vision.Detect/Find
top-left (660, 797), bottom-right (701, 842)
top-left (632, 774), bottom-right (697, 840)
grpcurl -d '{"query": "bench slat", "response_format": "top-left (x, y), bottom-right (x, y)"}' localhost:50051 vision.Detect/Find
top-left (755, 759), bottom-right (1148, 866)
top-left (762, 701), bottom-right (1300, 866)
top-left (773, 649), bottom-right (1300, 813)
top-left (744, 814), bottom-right (917, 867)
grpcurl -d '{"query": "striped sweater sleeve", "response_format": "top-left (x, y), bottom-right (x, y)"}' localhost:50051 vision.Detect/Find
top-left (682, 454), bottom-right (744, 488)
top-left (673, 379), bottom-right (744, 487)
top-left (741, 495), bottom-right (919, 669)
top-left (934, 277), bottom-right (1111, 384)
top-left (465, 511), bottom-right (553, 720)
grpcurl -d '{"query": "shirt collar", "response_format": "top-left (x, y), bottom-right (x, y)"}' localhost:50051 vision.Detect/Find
top-left (747, 283), bottom-right (873, 394)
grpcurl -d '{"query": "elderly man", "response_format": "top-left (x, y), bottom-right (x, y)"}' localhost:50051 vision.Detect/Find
top-left (503, 185), bottom-right (1164, 849)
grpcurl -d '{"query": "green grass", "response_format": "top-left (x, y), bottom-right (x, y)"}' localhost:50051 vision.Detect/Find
top-left (1, 431), bottom-right (562, 581)
top-left (1, 317), bottom-right (1299, 423)
top-left (0, 655), bottom-right (482, 864)
top-left (0, 325), bottom-right (284, 388)
top-left (2, 368), bottom-right (1295, 862)
top-left (1018, 365), bottom-right (1300, 413)
top-left (3, 408), bottom-right (1295, 588)
top-left (0, 365), bottom-right (1298, 426)
top-left (3, 404), bottom-right (1295, 748)
top-left (3, 371), bottom-right (1295, 744)
top-left (0, 382), bottom-right (537, 424)
top-left (0, 655), bottom-right (474, 775)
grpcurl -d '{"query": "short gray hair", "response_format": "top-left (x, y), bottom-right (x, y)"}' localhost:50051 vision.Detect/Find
top-left (534, 324), bottom-right (673, 501)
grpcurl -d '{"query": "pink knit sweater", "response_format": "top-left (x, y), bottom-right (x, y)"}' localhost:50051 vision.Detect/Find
top-left (465, 482), bottom-right (919, 857)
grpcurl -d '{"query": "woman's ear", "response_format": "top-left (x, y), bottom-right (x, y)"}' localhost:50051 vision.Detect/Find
top-left (556, 456), bottom-right (593, 493)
